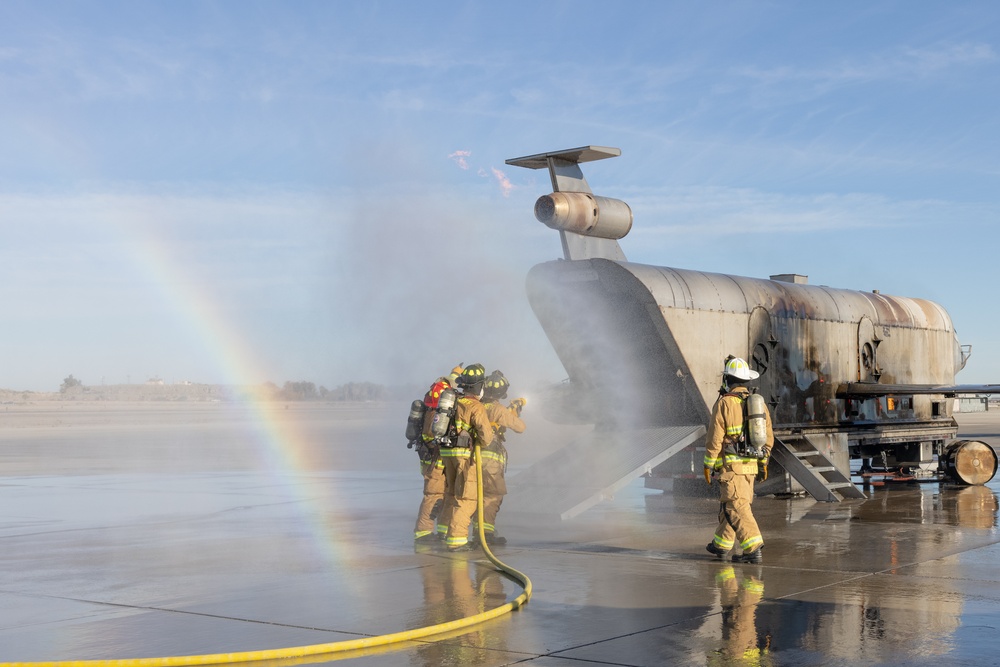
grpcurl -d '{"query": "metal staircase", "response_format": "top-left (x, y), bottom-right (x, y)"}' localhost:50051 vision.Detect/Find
top-left (770, 435), bottom-right (866, 502)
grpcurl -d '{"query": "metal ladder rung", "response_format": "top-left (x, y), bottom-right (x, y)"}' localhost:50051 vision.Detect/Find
top-left (825, 482), bottom-right (855, 490)
top-left (811, 466), bottom-right (836, 473)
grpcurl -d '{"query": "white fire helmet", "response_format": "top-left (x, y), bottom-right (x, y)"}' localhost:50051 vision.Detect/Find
top-left (725, 357), bottom-right (760, 381)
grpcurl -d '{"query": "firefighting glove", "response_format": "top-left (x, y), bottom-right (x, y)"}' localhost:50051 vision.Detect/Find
top-left (511, 397), bottom-right (527, 414)
top-left (703, 466), bottom-right (713, 485)
top-left (756, 461), bottom-right (768, 482)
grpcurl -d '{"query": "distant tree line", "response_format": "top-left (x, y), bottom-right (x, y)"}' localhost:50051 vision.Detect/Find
top-left (264, 380), bottom-right (389, 401)
top-left (269, 381), bottom-right (389, 401)
top-left (317, 382), bottom-right (388, 401)
top-left (54, 375), bottom-right (389, 402)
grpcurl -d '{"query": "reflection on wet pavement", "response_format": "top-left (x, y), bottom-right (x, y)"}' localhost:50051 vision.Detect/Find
top-left (0, 403), bottom-right (999, 666)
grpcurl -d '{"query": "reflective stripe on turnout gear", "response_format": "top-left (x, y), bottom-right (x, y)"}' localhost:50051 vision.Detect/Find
top-left (705, 452), bottom-right (758, 469)
top-left (713, 533), bottom-right (735, 550)
top-left (724, 453), bottom-right (760, 466)
top-left (479, 449), bottom-right (506, 465)
top-left (439, 448), bottom-right (472, 458)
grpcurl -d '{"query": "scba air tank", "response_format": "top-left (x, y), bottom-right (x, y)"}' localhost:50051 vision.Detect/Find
top-left (429, 387), bottom-right (457, 439)
top-left (746, 393), bottom-right (768, 452)
top-left (405, 399), bottom-right (426, 441)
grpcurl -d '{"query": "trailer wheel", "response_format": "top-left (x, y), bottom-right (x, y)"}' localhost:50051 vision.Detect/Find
top-left (942, 440), bottom-right (998, 485)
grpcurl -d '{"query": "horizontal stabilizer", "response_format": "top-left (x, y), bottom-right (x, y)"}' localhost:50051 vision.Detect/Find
top-left (837, 383), bottom-right (1000, 398)
top-left (504, 424), bottom-right (705, 520)
top-left (505, 145), bottom-right (621, 170)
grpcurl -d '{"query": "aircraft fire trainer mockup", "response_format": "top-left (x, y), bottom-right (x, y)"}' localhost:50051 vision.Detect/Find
top-left (503, 146), bottom-right (998, 519)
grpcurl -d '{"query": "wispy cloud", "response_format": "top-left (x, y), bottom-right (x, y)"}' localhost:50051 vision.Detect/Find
top-left (448, 150), bottom-right (471, 170)
top-left (732, 42), bottom-right (997, 91)
top-left (445, 151), bottom-right (515, 197)
top-left (491, 167), bottom-right (513, 197)
top-left (900, 42), bottom-right (997, 73)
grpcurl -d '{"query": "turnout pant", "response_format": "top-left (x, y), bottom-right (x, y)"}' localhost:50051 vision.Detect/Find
top-left (474, 452), bottom-right (506, 536)
top-left (414, 459), bottom-right (445, 538)
top-left (475, 494), bottom-right (503, 536)
top-left (712, 467), bottom-right (763, 553)
top-left (442, 448), bottom-right (478, 548)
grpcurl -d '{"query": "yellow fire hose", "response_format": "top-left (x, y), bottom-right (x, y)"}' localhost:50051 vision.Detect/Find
top-left (2, 445), bottom-right (532, 667)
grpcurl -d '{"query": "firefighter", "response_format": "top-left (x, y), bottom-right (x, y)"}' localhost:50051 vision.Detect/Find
top-left (704, 357), bottom-right (774, 564)
top-left (441, 363), bottom-right (494, 552)
top-left (413, 365), bottom-right (463, 544)
top-left (474, 370), bottom-right (526, 546)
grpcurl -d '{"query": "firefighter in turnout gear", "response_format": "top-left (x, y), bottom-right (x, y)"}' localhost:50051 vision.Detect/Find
top-left (412, 365), bottom-right (463, 543)
top-left (705, 357), bottom-right (774, 564)
top-left (475, 370), bottom-right (526, 546)
top-left (441, 363), bottom-right (494, 552)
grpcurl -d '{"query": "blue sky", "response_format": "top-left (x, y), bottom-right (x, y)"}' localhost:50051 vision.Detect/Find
top-left (1, 1), bottom-right (999, 392)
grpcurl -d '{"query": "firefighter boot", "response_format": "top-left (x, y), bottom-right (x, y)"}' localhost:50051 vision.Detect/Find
top-left (734, 547), bottom-right (763, 564)
top-left (706, 542), bottom-right (729, 559)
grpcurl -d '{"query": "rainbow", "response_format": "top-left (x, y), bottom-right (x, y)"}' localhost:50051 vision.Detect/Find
top-left (113, 206), bottom-right (355, 587)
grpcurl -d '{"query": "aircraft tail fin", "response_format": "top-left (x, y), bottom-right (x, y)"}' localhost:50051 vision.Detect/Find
top-left (506, 146), bottom-right (629, 262)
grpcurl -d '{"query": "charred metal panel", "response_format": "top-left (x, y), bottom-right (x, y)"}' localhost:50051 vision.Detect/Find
top-left (619, 262), bottom-right (959, 428)
top-left (748, 307), bottom-right (779, 408)
top-left (858, 316), bottom-right (882, 383)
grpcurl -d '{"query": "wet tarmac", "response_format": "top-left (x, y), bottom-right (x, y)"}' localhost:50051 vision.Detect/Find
top-left (2, 402), bottom-right (1000, 666)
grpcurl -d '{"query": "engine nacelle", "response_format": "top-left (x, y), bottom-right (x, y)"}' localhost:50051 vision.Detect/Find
top-left (534, 192), bottom-right (633, 240)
